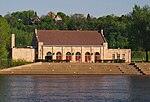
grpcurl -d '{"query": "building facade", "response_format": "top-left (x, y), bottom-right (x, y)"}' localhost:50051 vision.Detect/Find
top-left (12, 29), bottom-right (131, 63)
top-left (11, 34), bottom-right (35, 62)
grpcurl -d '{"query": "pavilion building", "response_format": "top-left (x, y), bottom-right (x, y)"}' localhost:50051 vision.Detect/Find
top-left (12, 29), bottom-right (131, 63)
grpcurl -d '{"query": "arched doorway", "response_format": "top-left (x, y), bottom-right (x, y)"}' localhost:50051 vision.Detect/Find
top-left (66, 52), bottom-right (72, 61)
top-left (95, 52), bottom-right (100, 62)
top-left (56, 52), bottom-right (62, 60)
top-left (76, 52), bottom-right (81, 61)
top-left (85, 52), bottom-right (91, 62)
top-left (45, 52), bottom-right (52, 61)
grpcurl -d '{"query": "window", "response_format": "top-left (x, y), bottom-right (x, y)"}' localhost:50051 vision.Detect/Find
top-left (95, 52), bottom-right (100, 61)
top-left (66, 52), bottom-right (72, 61)
top-left (112, 54), bottom-right (115, 60)
top-left (76, 52), bottom-right (81, 61)
top-left (117, 54), bottom-right (120, 59)
top-left (46, 52), bottom-right (52, 56)
top-left (85, 52), bottom-right (91, 62)
top-left (122, 54), bottom-right (125, 60)
top-left (56, 52), bottom-right (62, 60)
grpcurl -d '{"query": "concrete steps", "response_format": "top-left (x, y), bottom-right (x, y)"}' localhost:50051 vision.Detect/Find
top-left (118, 63), bottom-right (142, 75)
top-left (0, 63), bottom-right (123, 75)
top-left (135, 63), bottom-right (150, 75)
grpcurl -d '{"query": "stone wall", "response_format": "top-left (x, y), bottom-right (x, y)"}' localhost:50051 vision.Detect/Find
top-left (12, 48), bottom-right (35, 62)
top-left (104, 49), bottom-right (131, 62)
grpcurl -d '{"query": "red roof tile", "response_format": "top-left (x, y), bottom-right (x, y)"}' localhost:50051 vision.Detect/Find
top-left (37, 30), bottom-right (105, 46)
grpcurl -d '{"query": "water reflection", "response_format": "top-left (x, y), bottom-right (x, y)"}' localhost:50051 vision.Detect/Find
top-left (0, 75), bottom-right (150, 102)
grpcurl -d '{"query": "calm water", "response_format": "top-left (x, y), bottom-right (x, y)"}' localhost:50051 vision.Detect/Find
top-left (0, 75), bottom-right (150, 102)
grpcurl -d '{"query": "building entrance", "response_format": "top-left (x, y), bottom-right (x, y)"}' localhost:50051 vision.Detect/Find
top-left (45, 52), bottom-right (52, 61)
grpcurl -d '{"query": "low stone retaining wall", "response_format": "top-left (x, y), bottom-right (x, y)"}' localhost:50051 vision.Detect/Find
top-left (0, 62), bottom-right (143, 75)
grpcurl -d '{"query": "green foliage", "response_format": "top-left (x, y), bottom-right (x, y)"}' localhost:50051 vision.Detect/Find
top-left (98, 15), bottom-right (129, 49)
top-left (7, 59), bottom-right (31, 67)
top-left (11, 28), bottom-right (33, 47)
top-left (0, 17), bottom-right (10, 64)
top-left (132, 51), bottom-right (150, 61)
top-left (127, 5), bottom-right (150, 61)
top-left (113, 59), bottom-right (125, 63)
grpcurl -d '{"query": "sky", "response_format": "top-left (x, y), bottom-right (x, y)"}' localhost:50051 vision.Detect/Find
top-left (0, 0), bottom-right (150, 17)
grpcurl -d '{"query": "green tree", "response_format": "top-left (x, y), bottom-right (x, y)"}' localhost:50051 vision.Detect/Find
top-left (128, 5), bottom-right (150, 62)
top-left (0, 17), bottom-right (10, 67)
top-left (69, 13), bottom-right (87, 30)
top-left (98, 15), bottom-right (128, 49)
top-left (11, 28), bottom-right (33, 48)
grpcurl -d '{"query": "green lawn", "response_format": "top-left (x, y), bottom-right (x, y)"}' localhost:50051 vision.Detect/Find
top-left (131, 51), bottom-right (150, 62)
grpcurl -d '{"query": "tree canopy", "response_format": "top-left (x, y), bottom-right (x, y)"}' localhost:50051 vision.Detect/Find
top-left (0, 16), bottom-right (10, 65)
top-left (127, 5), bottom-right (150, 61)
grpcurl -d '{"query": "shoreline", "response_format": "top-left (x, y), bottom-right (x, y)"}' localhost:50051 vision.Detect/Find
top-left (0, 62), bottom-right (149, 75)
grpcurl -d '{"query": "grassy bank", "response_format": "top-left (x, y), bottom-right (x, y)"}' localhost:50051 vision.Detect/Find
top-left (0, 59), bottom-right (31, 69)
top-left (132, 51), bottom-right (150, 62)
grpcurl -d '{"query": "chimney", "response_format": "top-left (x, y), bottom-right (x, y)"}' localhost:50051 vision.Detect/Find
top-left (100, 29), bottom-right (107, 42)
top-left (101, 29), bottom-right (104, 36)
top-left (11, 34), bottom-right (15, 48)
top-left (35, 29), bottom-right (37, 34)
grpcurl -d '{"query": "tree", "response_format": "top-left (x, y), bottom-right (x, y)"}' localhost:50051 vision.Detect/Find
top-left (127, 5), bottom-right (150, 62)
top-left (98, 15), bottom-right (128, 49)
top-left (70, 13), bottom-right (87, 30)
top-left (0, 17), bottom-right (10, 65)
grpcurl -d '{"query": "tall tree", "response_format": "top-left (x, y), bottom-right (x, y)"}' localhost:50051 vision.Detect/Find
top-left (70, 13), bottom-right (87, 30)
top-left (128, 5), bottom-right (150, 62)
top-left (98, 15), bottom-right (128, 49)
top-left (0, 17), bottom-right (10, 65)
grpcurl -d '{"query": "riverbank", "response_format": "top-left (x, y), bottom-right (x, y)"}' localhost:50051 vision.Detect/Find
top-left (1, 62), bottom-right (148, 75)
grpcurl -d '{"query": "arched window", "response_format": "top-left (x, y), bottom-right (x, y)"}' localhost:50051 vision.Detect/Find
top-left (47, 52), bottom-right (52, 56)
top-left (45, 52), bottom-right (52, 61)
top-left (56, 52), bottom-right (62, 60)
top-left (76, 52), bottom-right (81, 61)
top-left (85, 52), bottom-right (91, 62)
top-left (95, 52), bottom-right (100, 61)
top-left (66, 52), bottom-right (72, 61)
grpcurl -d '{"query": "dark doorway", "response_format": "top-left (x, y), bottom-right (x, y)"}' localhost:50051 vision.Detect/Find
top-left (95, 52), bottom-right (100, 62)
top-left (45, 52), bottom-right (52, 61)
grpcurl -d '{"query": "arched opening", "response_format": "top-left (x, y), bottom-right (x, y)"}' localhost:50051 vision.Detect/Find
top-left (95, 52), bottom-right (100, 62)
top-left (56, 52), bottom-right (62, 60)
top-left (76, 52), bottom-right (81, 61)
top-left (85, 52), bottom-right (91, 62)
top-left (45, 52), bottom-right (52, 61)
top-left (66, 52), bottom-right (72, 61)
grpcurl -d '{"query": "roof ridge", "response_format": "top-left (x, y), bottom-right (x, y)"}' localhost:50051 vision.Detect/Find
top-left (36, 30), bottom-right (105, 45)
top-left (37, 30), bottom-right (98, 32)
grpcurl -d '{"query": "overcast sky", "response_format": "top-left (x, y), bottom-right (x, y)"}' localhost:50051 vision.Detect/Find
top-left (0, 0), bottom-right (150, 17)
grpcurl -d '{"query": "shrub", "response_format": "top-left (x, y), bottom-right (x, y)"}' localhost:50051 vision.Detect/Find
top-left (114, 59), bottom-right (125, 63)
top-left (8, 59), bottom-right (31, 67)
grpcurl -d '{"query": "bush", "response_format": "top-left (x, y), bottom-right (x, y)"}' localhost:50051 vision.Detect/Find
top-left (114, 59), bottom-right (125, 63)
top-left (103, 60), bottom-right (113, 63)
top-left (95, 60), bottom-right (102, 63)
top-left (0, 59), bottom-right (8, 69)
top-left (7, 59), bottom-right (31, 67)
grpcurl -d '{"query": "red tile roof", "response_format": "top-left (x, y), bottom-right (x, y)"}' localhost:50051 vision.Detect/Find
top-left (36, 30), bottom-right (105, 46)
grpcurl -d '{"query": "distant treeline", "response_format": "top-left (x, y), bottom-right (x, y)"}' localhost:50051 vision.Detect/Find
top-left (0, 4), bottom-right (150, 68)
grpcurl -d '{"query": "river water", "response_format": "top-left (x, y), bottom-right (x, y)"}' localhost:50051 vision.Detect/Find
top-left (0, 75), bottom-right (150, 102)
